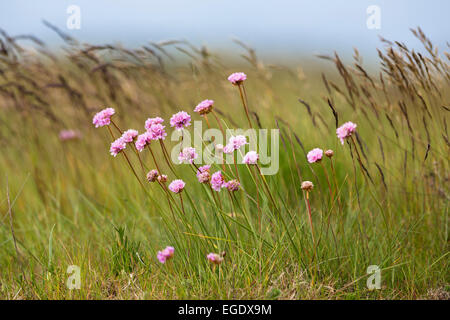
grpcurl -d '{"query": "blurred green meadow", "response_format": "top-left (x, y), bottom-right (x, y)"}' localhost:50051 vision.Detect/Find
top-left (0, 27), bottom-right (448, 299)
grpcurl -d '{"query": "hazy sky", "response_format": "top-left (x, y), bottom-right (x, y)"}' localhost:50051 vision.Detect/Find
top-left (1, 0), bottom-right (448, 61)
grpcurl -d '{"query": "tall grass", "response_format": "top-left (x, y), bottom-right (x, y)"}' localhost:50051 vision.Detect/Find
top-left (0, 25), bottom-right (448, 299)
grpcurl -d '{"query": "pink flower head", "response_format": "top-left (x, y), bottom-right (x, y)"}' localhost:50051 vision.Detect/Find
top-left (168, 179), bottom-right (186, 194)
top-left (146, 169), bottom-right (159, 182)
top-left (59, 129), bottom-right (81, 141)
top-left (157, 246), bottom-right (175, 264)
top-left (229, 135), bottom-right (248, 150)
top-left (336, 121), bottom-right (357, 145)
top-left (92, 107), bottom-right (115, 128)
top-left (170, 111), bottom-right (191, 130)
top-left (223, 144), bottom-right (234, 154)
top-left (148, 123), bottom-right (167, 140)
top-left (194, 99), bottom-right (214, 115)
top-left (307, 148), bottom-right (323, 163)
top-left (207, 253), bottom-right (224, 265)
top-left (178, 147), bottom-right (198, 164)
top-left (110, 137), bottom-right (126, 157)
top-left (196, 165), bottom-right (211, 183)
top-left (121, 129), bottom-right (138, 143)
top-left (211, 171), bottom-right (226, 191)
top-left (227, 72), bottom-right (247, 85)
top-left (243, 151), bottom-right (259, 165)
top-left (144, 117), bottom-right (164, 130)
top-left (135, 132), bottom-right (152, 152)
top-left (225, 180), bottom-right (240, 192)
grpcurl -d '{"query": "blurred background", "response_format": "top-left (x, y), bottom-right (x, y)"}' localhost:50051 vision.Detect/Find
top-left (1, 0), bottom-right (449, 63)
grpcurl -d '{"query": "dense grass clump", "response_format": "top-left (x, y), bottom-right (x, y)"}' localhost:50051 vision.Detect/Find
top-left (0, 26), bottom-right (448, 299)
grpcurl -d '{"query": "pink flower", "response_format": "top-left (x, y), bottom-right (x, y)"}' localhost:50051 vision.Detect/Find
top-left (336, 121), bottom-right (357, 145)
top-left (223, 144), bottom-right (234, 154)
top-left (135, 132), bottom-right (152, 152)
top-left (178, 147), bottom-right (198, 164)
top-left (211, 171), bottom-right (225, 191)
top-left (158, 174), bottom-right (168, 183)
top-left (225, 180), bottom-right (240, 192)
top-left (59, 129), bottom-right (81, 141)
top-left (110, 137), bottom-right (126, 157)
top-left (196, 165), bottom-right (211, 183)
top-left (243, 151), bottom-right (259, 165)
top-left (207, 253), bottom-right (224, 265)
top-left (307, 148), bottom-right (323, 163)
top-left (148, 123), bottom-right (167, 140)
top-left (121, 129), bottom-right (138, 143)
top-left (228, 135), bottom-right (248, 150)
top-left (92, 107), bottom-right (115, 128)
top-left (146, 169), bottom-right (159, 182)
top-left (144, 117), bottom-right (164, 130)
top-left (227, 72), bottom-right (247, 85)
top-left (170, 111), bottom-right (191, 130)
top-left (157, 246), bottom-right (174, 264)
top-left (194, 99), bottom-right (214, 115)
top-left (168, 179), bottom-right (186, 194)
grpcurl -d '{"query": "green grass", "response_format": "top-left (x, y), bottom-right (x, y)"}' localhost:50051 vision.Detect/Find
top-left (0, 28), bottom-right (448, 299)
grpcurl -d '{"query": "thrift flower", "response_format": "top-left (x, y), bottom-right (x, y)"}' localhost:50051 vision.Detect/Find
top-left (225, 180), bottom-right (240, 192)
top-left (59, 129), bottom-right (81, 141)
top-left (325, 149), bottom-right (334, 158)
top-left (194, 99), bottom-right (214, 115)
top-left (146, 169), bottom-right (158, 182)
top-left (144, 117), bottom-right (164, 130)
top-left (211, 171), bottom-right (225, 191)
top-left (158, 175), bottom-right (168, 183)
top-left (228, 135), bottom-right (248, 150)
top-left (148, 123), bottom-right (167, 140)
top-left (92, 107), bottom-right (115, 128)
top-left (110, 137), bottom-right (126, 157)
top-left (196, 165), bottom-right (211, 183)
top-left (227, 72), bottom-right (247, 85)
top-left (301, 181), bottom-right (314, 191)
top-left (223, 144), bottom-right (234, 154)
top-left (157, 246), bottom-right (174, 264)
top-left (135, 132), bottom-right (152, 152)
top-left (243, 151), bottom-right (259, 165)
top-left (121, 129), bottom-right (138, 143)
top-left (178, 147), bottom-right (198, 164)
top-left (207, 253), bottom-right (224, 265)
top-left (170, 111), bottom-right (191, 130)
top-left (307, 148), bottom-right (323, 163)
top-left (336, 121), bottom-right (357, 145)
top-left (168, 179), bottom-right (186, 194)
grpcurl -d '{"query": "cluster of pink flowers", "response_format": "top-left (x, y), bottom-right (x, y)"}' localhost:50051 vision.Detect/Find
top-left (210, 171), bottom-right (226, 191)
top-left (207, 253), bottom-right (224, 265)
top-left (110, 137), bottom-right (126, 157)
top-left (224, 179), bottom-right (240, 192)
top-left (144, 117), bottom-right (164, 130)
top-left (223, 135), bottom-right (248, 154)
top-left (170, 111), bottom-right (191, 130)
top-left (93, 107), bottom-right (115, 128)
top-left (196, 165), bottom-right (211, 183)
top-left (135, 132), bottom-right (152, 152)
top-left (243, 151), bottom-right (259, 165)
top-left (59, 129), bottom-right (81, 141)
top-left (307, 148), bottom-right (323, 163)
top-left (336, 121), bottom-right (357, 145)
top-left (121, 129), bottom-right (138, 143)
top-left (228, 72), bottom-right (247, 85)
top-left (168, 179), bottom-right (186, 194)
top-left (194, 99), bottom-right (214, 115)
top-left (178, 147), bottom-right (198, 164)
top-left (157, 246), bottom-right (174, 264)
top-left (146, 169), bottom-right (159, 182)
